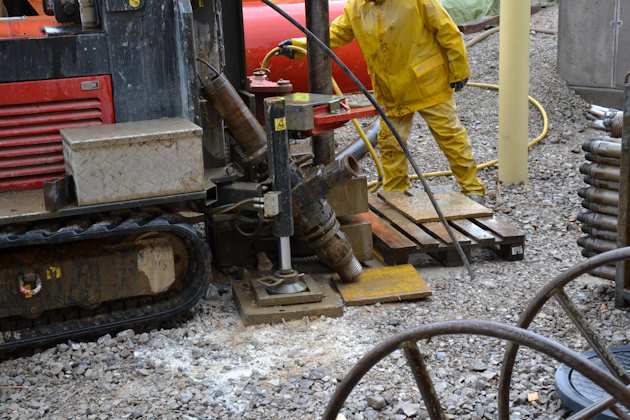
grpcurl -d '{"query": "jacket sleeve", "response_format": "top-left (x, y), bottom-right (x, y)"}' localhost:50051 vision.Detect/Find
top-left (291, 6), bottom-right (355, 57)
top-left (420, 0), bottom-right (471, 83)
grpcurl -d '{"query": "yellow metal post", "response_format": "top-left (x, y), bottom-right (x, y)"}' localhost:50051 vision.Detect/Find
top-left (498, 0), bottom-right (530, 184)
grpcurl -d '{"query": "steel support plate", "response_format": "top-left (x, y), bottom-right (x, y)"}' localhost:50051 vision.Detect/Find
top-left (335, 264), bottom-right (432, 306)
top-left (232, 277), bottom-right (343, 326)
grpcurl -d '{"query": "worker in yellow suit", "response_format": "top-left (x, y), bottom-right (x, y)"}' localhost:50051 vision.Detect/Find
top-left (279, 0), bottom-right (486, 201)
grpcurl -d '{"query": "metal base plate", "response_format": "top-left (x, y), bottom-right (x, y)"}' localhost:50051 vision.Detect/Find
top-left (555, 345), bottom-right (630, 419)
top-left (335, 264), bottom-right (432, 306)
top-left (252, 274), bottom-right (323, 307)
top-left (233, 277), bottom-right (343, 326)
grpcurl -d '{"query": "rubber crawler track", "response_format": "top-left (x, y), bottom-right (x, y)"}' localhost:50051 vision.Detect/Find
top-left (0, 214), bottom-right (210, 355)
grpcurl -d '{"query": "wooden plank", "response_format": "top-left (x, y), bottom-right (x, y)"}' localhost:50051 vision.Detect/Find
top-left (368, 195), bottom-right (441, 250)
top-left (450, 219), bottom-right (496, 246)
top-left (421, 222), bottom-right (472, 245)
top-left (378, 191), bottom-right (492, 223)
top-left (351, 212), bottom-right (417, 265)
top-left (472, 216), bottom-right (525, 243)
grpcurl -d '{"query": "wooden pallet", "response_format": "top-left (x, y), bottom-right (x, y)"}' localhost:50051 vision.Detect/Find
top-left (350, 195), bottom-right (526, 266)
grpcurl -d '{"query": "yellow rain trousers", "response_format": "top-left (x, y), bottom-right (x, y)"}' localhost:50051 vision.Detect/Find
top-left (378, 98), bottom-right (485, 194)
top-left (292, 0), bottom-right (485, 195)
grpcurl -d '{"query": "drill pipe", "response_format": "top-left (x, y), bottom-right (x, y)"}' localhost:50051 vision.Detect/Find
top-left (578, 237), bottom-right (618, 254)
top-left (582, 225), bottom-right (618, 242)
top-left (201, 73), bottom-right (362, 282)
top-left (201, 70), bottom-right (268, 176)
top-left (591, 266), bottom-right (616, 281)
top-left (583, 139), bottom-right (622, 158)
top-left (585, 153), bottom-right (620, 167)
top-left (291, 162), bottom-right (363, 282)
top-left (580, 163), bottom-right (620, 183)
top-left (583, 176), bottom-right (620, 192)
top-left (581, 200), bottom-right (619, 217)
top-left (578, 188), bottom-right (620, 206)
top-left (578, 212), bottom-right (619, 232)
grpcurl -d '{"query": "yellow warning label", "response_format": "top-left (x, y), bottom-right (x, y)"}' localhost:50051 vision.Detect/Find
top-left (274, 117), bottom-right (287, 132)
top-left (129, 0), bottom-right (140, 8)
top-left (46, 266), bottom-right (62, 281)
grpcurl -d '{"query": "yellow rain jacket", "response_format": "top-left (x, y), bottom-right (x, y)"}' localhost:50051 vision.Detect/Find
top-left (293, 0), bottom-right (470, 117)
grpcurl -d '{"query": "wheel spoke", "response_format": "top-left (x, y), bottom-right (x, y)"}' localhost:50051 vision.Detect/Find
top-left (401, 340), bottom-right (446, 420)
top-left (555, 288), bottom-right (630, 384)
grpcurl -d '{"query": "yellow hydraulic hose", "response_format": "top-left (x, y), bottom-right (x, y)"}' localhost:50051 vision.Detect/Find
top-left (260, 29), bottom-right (551, 191)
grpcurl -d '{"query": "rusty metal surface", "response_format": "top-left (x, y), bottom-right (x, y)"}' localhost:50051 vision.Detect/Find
top-left (378, 191), bottom-right (493, 223)
top-left (322, 319), bottom-right (630, 420)
top-left (401, 341), bottom-right (446, 420)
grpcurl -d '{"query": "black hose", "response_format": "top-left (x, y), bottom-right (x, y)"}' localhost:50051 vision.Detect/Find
top-left (260, 0), bottom-right (474, 279)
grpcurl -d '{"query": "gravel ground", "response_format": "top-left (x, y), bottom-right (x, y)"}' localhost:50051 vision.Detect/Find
top-left (3, 6), bottom-right (630, 420)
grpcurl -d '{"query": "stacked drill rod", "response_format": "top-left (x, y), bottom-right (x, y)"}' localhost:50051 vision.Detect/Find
top-left (578, 137), bottom-right (622, 280)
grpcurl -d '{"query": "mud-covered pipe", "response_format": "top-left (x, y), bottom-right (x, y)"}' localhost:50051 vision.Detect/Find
top-left (336, 121), bottom-right (380, 163)
top-left (591, 266), bottom-right (616, 281)
top-left (583, 139), bottom-right (622, 158)
top-left (297, 156), bottom-right (361, 202)
top-left (201, 70), bottom-right (268, 173)
top-left (578, 212), bottom-right (619, 232)
top-left (582, 226), bottom-right (618, 242)
top-left (578, 236), bottom-right (618, 253)
top-left (580, 163), bottom-right (620, 183)
top-left (582, 200), bottom-right (619, 217)
top-left (583, 176), bottom-right (619, 192)
top-left (579, 188), bottom-right (619, 206)
top-left (585, 153), bottom-right (620, 167)
top-left (291, 162), bottom-right (362, 282)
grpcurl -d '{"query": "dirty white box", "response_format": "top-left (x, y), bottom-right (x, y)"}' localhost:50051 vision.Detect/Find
top-left (62, 118), bottom-right (205, 206)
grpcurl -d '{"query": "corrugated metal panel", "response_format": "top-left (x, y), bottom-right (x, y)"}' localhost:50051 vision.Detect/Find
top-left (0, 76), bottom-right (114, 192)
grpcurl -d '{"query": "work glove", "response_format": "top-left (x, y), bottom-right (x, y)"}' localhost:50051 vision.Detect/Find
top-left (450, 79), bottom-right (468, 92)
top-left (277, 39), bottom-right (296, 59)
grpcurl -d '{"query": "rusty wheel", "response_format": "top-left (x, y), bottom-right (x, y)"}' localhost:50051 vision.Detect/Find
top-left (498, 247), bottom-right (630, 420)
top-left (322, 320), bottom-right (630, 420)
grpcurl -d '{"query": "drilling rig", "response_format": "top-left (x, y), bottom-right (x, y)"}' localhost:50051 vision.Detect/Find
top-left (0, 0), bottom-right (370, 353)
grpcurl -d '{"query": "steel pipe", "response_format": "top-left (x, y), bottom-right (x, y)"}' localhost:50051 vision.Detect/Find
top-left (336, 121), bottom-right (380, 163)
top-left (580, 163), bottom-right (620, 183)
top-left (582, 200), bottom-right (619, 217)
top-left (583, 176), bottom-right (619, 192)
top-left (578, 212), bottom-right (619, 232)
top-left (323, 319), bottom-right (630, 420)
top-left (591, 266), bottom-right (617, 281)
top-left (579, 188), bottom-right (619, 206)
top-left (582, 226), bottom-right (618, 242)
top-left (306, 0), bottom-right (334, 165)
top-left (585, 153), bottom-right (620, 167)
top-left (583, 139), bottom-right (622, 158)
top-left (578, 237), bottom-right (618, 253)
